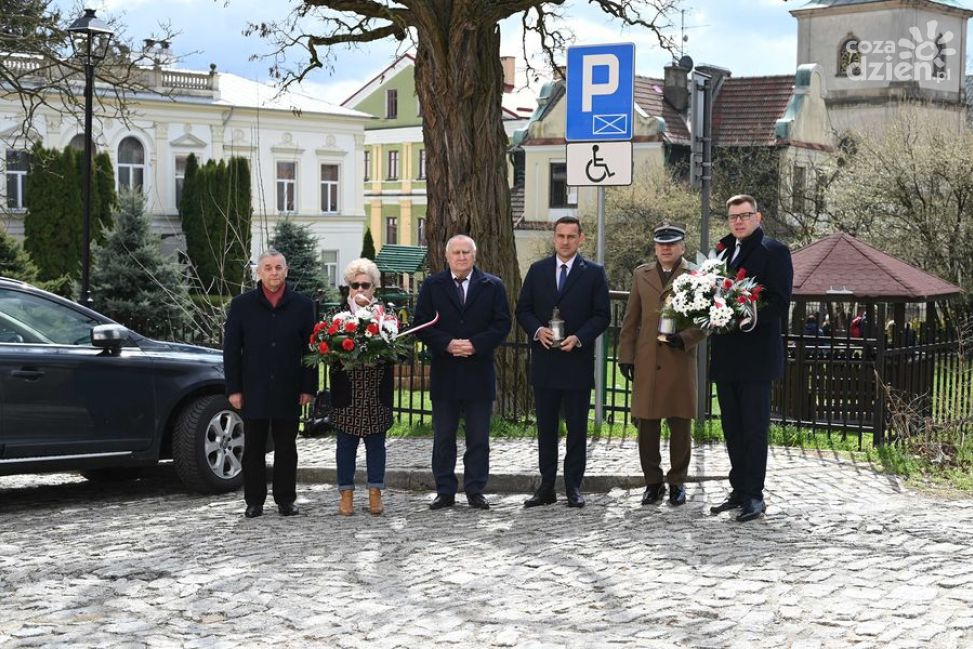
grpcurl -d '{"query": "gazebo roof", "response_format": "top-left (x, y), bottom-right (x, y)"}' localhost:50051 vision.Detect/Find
top-left (791, 232), bottom-right (963, 301)
top-left (374, 245), bottom-right (427, 274)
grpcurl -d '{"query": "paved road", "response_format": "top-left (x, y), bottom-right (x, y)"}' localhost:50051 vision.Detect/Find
top-left (1, 441), bottom-right (972, 648)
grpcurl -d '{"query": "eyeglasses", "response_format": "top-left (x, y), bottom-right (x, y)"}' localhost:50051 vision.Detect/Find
top-left (349, 282), bottom-right (372, 290)
top-left (727, 212), bottom-right (756, 223)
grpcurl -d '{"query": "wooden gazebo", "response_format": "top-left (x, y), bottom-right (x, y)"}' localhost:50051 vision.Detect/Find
top-left (775, 232), bottom-right (965, 445)
top-left (790, 232), bottom-right (963, 335)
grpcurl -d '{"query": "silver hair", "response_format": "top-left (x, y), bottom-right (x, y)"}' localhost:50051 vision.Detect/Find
top-left (445, 235), bottom-right (477, 254)
top-left (257, 249), bottom-right (288, 267)
top-left (342, 257), bottom-right (381, 287)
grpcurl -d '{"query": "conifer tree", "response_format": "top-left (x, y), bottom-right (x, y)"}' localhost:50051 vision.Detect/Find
top-left (270, 219), bottom-right (325, 297)
top-left (0, 228), bottom-right (39, 283)
top-left (91, 190), bottom-right (191, 338)
top-left (361, 227), bottom-right (376, 260)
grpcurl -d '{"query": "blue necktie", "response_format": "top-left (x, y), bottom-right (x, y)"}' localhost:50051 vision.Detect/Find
top-left (558, 263), bottom-right (568, 294)
top-left (455, 277), bottom-right (465, 305)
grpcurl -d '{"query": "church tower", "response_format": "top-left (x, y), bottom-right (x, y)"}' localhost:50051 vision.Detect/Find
top-left (791, 0), bottom-right (972, 135)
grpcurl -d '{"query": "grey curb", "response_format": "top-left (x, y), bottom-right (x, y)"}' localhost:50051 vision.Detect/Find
top-left (294, 467), bottom-right (727, 493)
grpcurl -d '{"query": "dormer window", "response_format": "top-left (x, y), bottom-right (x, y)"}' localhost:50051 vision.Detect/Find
top-left (838, 35), bottom-right (861, 77)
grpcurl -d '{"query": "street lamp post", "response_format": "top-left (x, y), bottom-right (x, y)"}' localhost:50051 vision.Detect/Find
top-left (67, 9), bottom-right (113, 308)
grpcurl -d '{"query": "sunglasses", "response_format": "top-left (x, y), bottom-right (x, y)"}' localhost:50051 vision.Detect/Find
top-left (349, 282), bottom-right (373, 290)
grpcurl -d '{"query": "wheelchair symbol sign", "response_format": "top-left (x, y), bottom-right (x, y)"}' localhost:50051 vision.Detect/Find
top-left (566, 141), bottom-right (632, 187)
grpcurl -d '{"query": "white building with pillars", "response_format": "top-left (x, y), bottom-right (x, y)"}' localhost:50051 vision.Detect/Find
top-left (0, 56), bottom-right (371, 289)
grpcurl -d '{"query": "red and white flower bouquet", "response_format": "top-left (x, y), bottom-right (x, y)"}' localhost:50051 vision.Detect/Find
top-left (306, 304), bottom-right (409, 369)
top-left (662, 249), bottom-right (764, 334)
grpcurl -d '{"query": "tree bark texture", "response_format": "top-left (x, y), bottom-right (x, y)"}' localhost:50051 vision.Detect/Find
top-left (412, 2), bottom-right (520, 297)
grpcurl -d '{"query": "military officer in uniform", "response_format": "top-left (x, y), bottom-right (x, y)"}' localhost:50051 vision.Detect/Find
top-left (617, 223), bottom-right (706, 506)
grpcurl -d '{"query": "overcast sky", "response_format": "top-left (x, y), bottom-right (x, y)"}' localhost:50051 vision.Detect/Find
top-left (56, 0), bottom-right (971, 104)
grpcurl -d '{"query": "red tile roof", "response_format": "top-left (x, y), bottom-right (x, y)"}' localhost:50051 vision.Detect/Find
top-left (713, 76), bottom-right (795, 146)
top-left (792, 232), bottom-right (963, 301)
top-left (635, 75), bottom-right (795, 147)
top-left (634, 76), bottom-right (691, 144)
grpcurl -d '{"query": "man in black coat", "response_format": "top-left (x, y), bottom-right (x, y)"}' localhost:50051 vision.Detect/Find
top-left (223, 250), bottom-right (316, 519)
top-left (413, 235), bottom-right (512, 510)
top-left (709, 195), bottom-right (794, 522)
top-left (515, 216), bottom-right (610, 508)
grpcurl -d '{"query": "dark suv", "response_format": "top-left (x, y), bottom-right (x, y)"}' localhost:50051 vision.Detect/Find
top-left (0, 278), bottom-right (243, 493)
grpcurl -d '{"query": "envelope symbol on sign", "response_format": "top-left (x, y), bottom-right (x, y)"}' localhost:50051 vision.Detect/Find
top-left (593, 114), bottom-right (627, 135)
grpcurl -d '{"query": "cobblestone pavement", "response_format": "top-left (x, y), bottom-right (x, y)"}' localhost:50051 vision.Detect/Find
top-left (1, 440), bottom-right (972, 648)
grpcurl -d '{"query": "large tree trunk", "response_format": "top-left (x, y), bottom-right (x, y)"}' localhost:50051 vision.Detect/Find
top-left (413, 3), bottom-right (520, 293)
top-left (413, 2), bottom-right (527, 419)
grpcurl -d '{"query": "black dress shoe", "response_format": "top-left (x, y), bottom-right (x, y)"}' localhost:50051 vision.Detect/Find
top-left (668, 484), bottom-right (686, 506)
top-left (429, 494), bottom-right (455, 510)
top-left (278, 503), bottom-right (300, 516)
top-left (735, 498), bottom-right (767, 523)
top-left (709, 491), bottom-right (744, 514)
top-left (244, 505), bottom-right (263, 519)
top-left (524, 488), bottom-right (557, 508)
top-left (566, 489), bottom-right (585, 508)
top-left (641, 483), bottom-right (666, 505)
top-left (467, 493), bottom-right (490, 510)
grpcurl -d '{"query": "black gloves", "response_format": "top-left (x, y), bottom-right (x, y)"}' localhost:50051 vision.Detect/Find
top-left (664, 333), bottom-right (685, 349)
top-left (619, 363), bottom-right (635, 381)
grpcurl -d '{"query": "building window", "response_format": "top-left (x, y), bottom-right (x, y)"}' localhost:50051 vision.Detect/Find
top-left (385, 216), bottom-right (398, 245)
top-left (385, 89), bottom-right (398, 119)
top-left (117, 136), bottom-right (145, 193)
top-left (320, 164), bottom-right (339, 213)
top-left (549, 162), bottom-right (577, 208)
top-left (934, 33), bottom-right (949, 80)
top-left (838, 35), bottom-right (861, 77)
top-left (5, 149), bottom-right (28, 210)
top-left (68, 134), bottom-right (86, 152)
top-left (175, 155), bottom-right (187, 208)
top-left (417, 149), bottom-right (426, 180)
top-left (387, 150), bottom-right (399, 180)
top-left (364, 149), bottom-right (371, 182)
top-left (321, 250), bottom-right (339, 288)
top-left (276, 161), bottom-right (296, 212)
top-left (416, 217), bottom-right (427, 247)
top-left (792, 165), bottom-right (807, 213)
top-left (814, 170), bottom-right (827, 213)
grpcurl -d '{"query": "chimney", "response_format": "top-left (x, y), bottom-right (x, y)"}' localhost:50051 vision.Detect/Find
top-left (500, 56), bottom-right (516, 92)
top-left (664, 64), bottom-right (689, 113)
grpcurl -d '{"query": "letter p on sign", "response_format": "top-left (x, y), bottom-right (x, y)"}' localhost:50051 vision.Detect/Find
top-left (582, 54), bottom-right (619, 112)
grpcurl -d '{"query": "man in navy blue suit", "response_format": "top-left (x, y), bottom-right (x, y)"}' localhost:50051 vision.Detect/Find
top-left (515, 216), bottom-right (610, 509)
top-left (710, 195), bottom-right (793, 522)
top-left (413, 235), bottom-right (512, 510)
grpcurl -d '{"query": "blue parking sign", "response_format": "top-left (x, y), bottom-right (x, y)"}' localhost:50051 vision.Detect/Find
top-left (565, 43), bottom-right (635, 142)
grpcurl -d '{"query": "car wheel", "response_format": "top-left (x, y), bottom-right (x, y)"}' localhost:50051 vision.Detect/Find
top-left (80, 467), bottom-right (144, 482)
top-left (172, 395), bottom-right (245, 493)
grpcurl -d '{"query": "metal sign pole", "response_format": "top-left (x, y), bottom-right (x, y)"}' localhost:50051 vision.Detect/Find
top-left (594, 185), bottom-right (606, 426)
top-left (696, 73), bottom-right (712, 426)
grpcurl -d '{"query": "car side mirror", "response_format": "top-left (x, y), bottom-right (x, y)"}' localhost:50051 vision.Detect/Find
top-left (0, 331), bottom-right (24, 343)
top-left (91, 324), bottom-right (128, 355)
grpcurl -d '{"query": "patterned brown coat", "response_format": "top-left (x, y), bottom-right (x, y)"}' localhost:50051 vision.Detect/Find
top-left (617, 258), bottom-right (707, 420)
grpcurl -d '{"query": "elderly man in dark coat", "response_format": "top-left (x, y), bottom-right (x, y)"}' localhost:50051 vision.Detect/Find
top-left (618, 222), bottom-right (706, 507)
top-left (413, 235), bottom-right (511, 511)
top-left (223, 250), bottom-right (316, 519)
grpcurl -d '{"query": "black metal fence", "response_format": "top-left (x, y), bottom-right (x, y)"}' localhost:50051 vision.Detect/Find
top-left (153, 294), bottom-right (972, 448)
top-left (375, 294), bottom-right (973, 448)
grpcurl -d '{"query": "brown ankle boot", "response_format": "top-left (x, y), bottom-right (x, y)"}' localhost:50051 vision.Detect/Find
top-left (368, 488), bottom-right (384, 515)
top-left (339, 489), bottom-right (354, 516)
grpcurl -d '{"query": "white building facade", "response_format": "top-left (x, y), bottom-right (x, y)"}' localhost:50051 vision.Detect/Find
top-left (0, 60), bottom-right (371, 289)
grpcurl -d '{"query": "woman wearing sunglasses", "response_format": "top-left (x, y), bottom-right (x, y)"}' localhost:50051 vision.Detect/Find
top-left (328, 258), bottom-right (394, 516)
